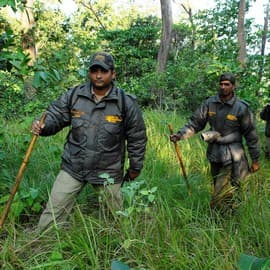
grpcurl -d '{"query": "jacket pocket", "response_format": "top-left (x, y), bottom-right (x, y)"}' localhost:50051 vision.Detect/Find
top-left (62, 143), bottom-right (83, 171)
top-left (71, 118), bottom-right (87, 143)
top-left (224, 118), bottom-right (239, 129)
top-left (98, 152), bottom-right (122, 171)
top-left (98, 123), bottom-right (123, 151)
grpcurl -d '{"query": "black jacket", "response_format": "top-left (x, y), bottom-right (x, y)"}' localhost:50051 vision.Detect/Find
top-left (260, 104), bottom-right (270, 137)
top-left (41, 81), bottom-right (147, 184)
top-left (177, 94), bottom-right (259, 180)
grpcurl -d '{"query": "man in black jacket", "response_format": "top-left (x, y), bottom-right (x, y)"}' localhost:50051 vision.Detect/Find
top-left (170, 72), bottom-right (260, 212)
top-left (260, 103), bottom-right (270, 158)
top-left (32, 52), bottom-right (147, 231)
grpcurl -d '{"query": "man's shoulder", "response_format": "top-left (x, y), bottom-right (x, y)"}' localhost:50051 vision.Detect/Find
top-left (125, 93), bottom-right (137, 103)
top-left (66, 82), bottom-right (90, 108)
top-left (118, 88), bottom-right (137, 101)
top-left (203, 95), bottom-right (218, 104)
top-left (262, 103), bottom-right (270, 111)
top-left (235, 97), bottom-right (250, 108)
top-left (68, 82), bottom-right (88, 93)
top-left (117, 88), bottom-right (138, 108)
top-left (206, 95), bottom-right (217, 101)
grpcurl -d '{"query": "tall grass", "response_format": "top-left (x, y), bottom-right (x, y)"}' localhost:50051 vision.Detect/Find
top-left (0, 110), bottom-right (269, 269)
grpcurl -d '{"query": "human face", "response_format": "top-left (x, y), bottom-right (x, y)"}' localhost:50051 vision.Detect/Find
top-left (219, 80), bottom-right (235, 100)
top-left (89, 66), bottom-right (116, 92)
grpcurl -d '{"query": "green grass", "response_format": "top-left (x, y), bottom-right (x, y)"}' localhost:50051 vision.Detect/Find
top-left (0, 110), bottom-right (269, 269)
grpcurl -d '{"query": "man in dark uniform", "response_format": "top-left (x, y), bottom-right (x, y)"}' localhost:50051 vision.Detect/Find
top-left (260, 103), bottom-right (270, 158)
top-left (170, 72), bottom-right (260, 212)
top-left (32, 52), bottom-right (147, 231)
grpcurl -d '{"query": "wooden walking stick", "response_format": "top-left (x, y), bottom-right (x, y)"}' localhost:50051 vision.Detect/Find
top-left (0, 113), bottom-right (46, 230)
top-left (168, 123), bottom-right (191, 194)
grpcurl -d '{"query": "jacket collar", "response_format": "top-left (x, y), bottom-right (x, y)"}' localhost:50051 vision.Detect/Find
top-left (214, 93), bottom-right (236, 106)
top-left (77, 81), bottom-right (119, 101)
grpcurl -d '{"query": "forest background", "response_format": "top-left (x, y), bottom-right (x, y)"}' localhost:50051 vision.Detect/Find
top-left (0, 0), bottom-right (270, 269)
top-left (1, 0), bottom-right (269, 116)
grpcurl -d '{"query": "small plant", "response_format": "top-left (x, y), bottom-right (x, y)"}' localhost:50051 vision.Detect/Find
top-left (97, 174), bottom-right (158, 217)
top-left (99, 173), bottom-right (115, 186)
top-left (117, 180), bottom-right (158, 217)
top-left (98, 173), bottom-right (116, 206)
top-left (0, 187), bottom-right (43, 220)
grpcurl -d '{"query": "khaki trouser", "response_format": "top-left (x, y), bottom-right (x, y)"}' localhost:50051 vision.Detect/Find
top-left (37, 170), bottom-right (122, 232)
top-left (210, 163), bottom-right (235, 212)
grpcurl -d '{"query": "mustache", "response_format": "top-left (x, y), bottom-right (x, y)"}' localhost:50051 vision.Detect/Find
top-left (93, 80), bottom-right (104, 83)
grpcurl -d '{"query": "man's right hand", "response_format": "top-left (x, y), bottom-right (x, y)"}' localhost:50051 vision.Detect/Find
top-left (250, 162), bottom-right (260, 173)
top-left (31, 120), bottom-right (45, 135)
top-left (169, 134), bottom-right (181, 143)
top-left (123, 169), bottom-right (140, 183)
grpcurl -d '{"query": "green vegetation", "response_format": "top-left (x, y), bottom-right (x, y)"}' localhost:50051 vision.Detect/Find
top-left (0, 0), bottom-right (269, 268)
top-left (0, 0), bottom-right (269, 118)
top-left (0, 110), bottom-right (269, 269)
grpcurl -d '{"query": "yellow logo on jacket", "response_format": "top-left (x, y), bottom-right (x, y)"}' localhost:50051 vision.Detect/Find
top-left (71, 109), bottom-right (85, 118)
top-left (208, 111), bottom-right (216, 116)
top-left (105, 115), bottom-right (122, 123)
top-left (226, 114), bottom-right (238, 121)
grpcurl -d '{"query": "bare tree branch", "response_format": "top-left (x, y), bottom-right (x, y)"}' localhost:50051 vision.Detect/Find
top-left (78, 0), bottom-right (106, 30)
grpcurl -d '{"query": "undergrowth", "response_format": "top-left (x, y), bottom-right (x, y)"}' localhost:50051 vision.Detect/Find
top-left (0, 110), bottom-right (269, 269)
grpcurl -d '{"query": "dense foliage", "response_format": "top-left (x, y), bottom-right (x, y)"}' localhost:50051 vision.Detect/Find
top-left (0, 0), bottom-right (269, 118)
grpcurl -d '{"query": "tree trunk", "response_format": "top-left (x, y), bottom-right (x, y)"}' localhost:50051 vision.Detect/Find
top-left (20, 0), bottom-right (36, 66)
top-left (261, 3), bottom-right (269, 57)
top-left (154, 0), bottom-right (172, 108)
top-left (157, 0), bottom-right (173, 73)
top-left (237, 0), bottom-right (247, 67)
top-left (258, 3), bottom-right (269, 83)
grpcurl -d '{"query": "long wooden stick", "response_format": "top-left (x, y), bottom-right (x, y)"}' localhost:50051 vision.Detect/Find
top-left (168, 123), bottom-right (191, 194)
top-left (0, 113), bottom-right (46, 230)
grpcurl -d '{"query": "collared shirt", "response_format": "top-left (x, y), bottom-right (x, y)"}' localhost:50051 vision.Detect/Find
top-left (91, 86), bottom-right (111, 102)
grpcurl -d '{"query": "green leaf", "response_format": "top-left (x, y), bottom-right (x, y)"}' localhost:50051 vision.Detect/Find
top-left (122, 239), bottom-right (132, 249)
top-left (252, 258), bottom-right (270, 270)
top-left (99, 173), bottom-right (110, 179)
top-left (0, 194), bottom-right (10, 204)
top-left (116, 210), bottom-right (129, 217)
top-left (140, 190), bottom-right (149, 195)
top-left (148, 194), bottom-right (155, 202)
top-left (111, 260), bottom-right (130, 270)
top-left (52, 69), bottom-right (61, 80)
top-left (39, 71), bottom-right (48, 81)
top-left (50, 250), bottom-right (63, 261)
top-left (26, 197), bottom-right (34, 206)
top-left (78, 68), bottom-right (87, 77)
top-left (238, 254), bottom-right (270, 270)
top-left (29, 188), bottom-right (39, 199)
top-left (31, 202), bottom-right (42, 213)
top-left (106, 178), bottom-right (115, 184)
top-left (33, 72), bottom-right (42, 88)
top-left (19, 190), bottom-right (30, 199)
top-left (12, 201), bottom-right (24, 217)
top-left (150, 186), bottom-right (158, 193)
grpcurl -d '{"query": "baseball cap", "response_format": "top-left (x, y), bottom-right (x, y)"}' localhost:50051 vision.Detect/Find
top-left (219, 72), bottom-right (236, 84)
top-left (89, 52), bottom-right (115, 70)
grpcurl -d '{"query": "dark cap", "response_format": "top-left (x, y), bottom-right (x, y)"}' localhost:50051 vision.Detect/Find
top-left (89, 52), bottom-right (115, 70)
top-left (219, 72), bottom-right (236, 84)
